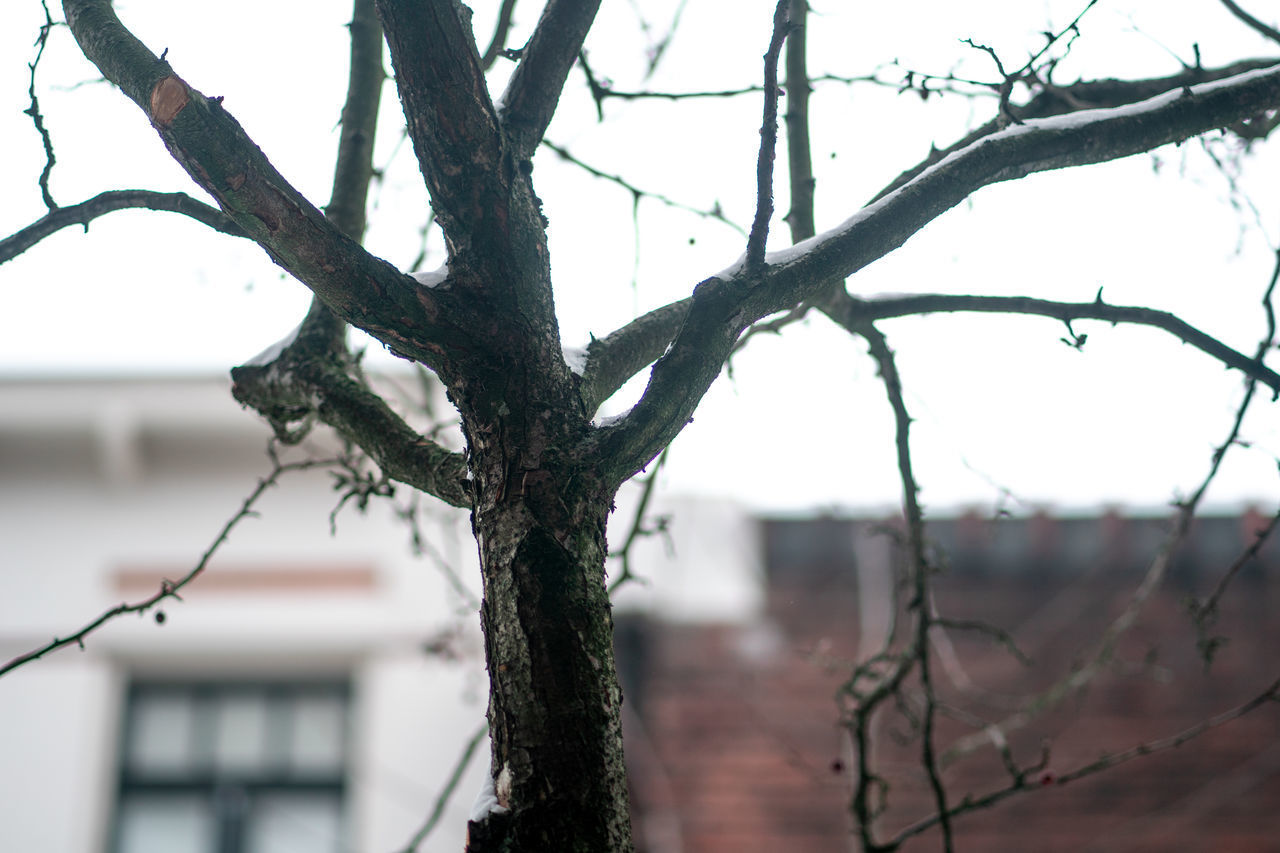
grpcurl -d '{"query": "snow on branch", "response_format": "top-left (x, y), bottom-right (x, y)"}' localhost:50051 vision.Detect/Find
top-left (754, 64), bottom-right (1280, 303)
top-left (590, 63), bottom-right (1280, 489)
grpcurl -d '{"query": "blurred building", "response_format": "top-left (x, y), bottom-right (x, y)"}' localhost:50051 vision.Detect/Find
top-left (2, 376), bottom-right (1277, 852)
top-left (621, 513), bottom-right (1280, 852)
top-left (0, 375), bottom-right (759, 853)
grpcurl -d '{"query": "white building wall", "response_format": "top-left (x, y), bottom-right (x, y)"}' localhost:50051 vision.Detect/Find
top-left (0, 658), bottom-right (122, 852)
top-left (0, 375), bottom-right (761, 852)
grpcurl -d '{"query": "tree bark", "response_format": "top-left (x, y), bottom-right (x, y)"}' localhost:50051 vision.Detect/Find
top-left (467, 470), bottom-right (631, 851)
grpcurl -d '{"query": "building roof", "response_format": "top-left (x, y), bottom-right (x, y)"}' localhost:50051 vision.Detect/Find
top-left (621, 512), bottom-right (1280, 852)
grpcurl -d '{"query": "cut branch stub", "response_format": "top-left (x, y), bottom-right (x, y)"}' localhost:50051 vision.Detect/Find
top-left (149, 76), bottom-right (189, 126)
top-left (62, 0), bottom-right (471, 371)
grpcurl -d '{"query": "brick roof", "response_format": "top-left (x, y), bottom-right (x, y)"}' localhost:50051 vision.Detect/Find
top-left (619, 512), bottom-right (1280, 852)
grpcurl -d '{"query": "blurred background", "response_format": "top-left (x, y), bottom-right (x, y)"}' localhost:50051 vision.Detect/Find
top-left (2, 0), bottom-right (1279, 850)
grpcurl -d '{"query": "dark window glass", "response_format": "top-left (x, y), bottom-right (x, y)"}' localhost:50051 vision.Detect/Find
top-left (112, 681), bottom-right (349, 853)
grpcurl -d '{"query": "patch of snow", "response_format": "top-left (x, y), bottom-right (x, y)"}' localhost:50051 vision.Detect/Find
top-left (411, 261), bottom-right (450, 289)
top-left (713, 253), bottom-right (747, 281)
top-left (1029, 64), bottom-right (1280, 131)
top-left (469, 770), bottom-right (510, 822)
top-left (707, 65), bottom-right (1280, 281)
top-left (562, 345), bottom-right (588, 376)
top-left (243, 322), bottom-right (302, 367)
top-left (592, 406), bottom-right (634, 428)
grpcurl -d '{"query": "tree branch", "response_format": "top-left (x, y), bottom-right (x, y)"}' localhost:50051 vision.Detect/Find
top-left (375, 0), bottom-right (503, 246)
top-left (25, 0), bottom-right (58, 211)
top-left (480, 0), bottom-right (520, 71)
top-left (1219, 0), bottom-right (1280, 47)
top-left (575, 61), bottom-right (1280, 413)
top-left (783, 0), bottom-right (815, 245)
top-left (541, 140), bottom-right (745, 234)
top-left (327, 0), bottom-right (385, 244)
top-left (376, 0), bottom-right (564, 372)
top-left (399, 723), bottom-right (489, 852)
top-left (940, 337), bottom-right (1264, 766)
top-left (823, 291), bottom-right (1280, 394)
top-left (862, 323), bottom-right (954, 850)
top-left (871, 57), bottom-right (1280, 204)
top-left (232, 357), bottom-right (471, 508)
top-left (61, 0), bottom-right (461, 370)
top-left (888, 676), bottom-right (1280, 847)
top-left (593, 63), bottom-right (1280, 487)
top-left (498, 0), bottom-right (604, 158)
top-left (745, 0), bottom-right (791, 269)
top-left (224, 0), bottom-right (471, 508)
top-left (577, 298), bottom-right (690, 415)
top-left (0, 189), bottom-right (245, 264)
top-left (289, 0), bottom-right (389, 364)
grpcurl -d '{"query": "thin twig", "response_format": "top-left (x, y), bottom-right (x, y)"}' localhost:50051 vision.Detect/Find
top-left (397, 492), bottom-right (481, 610)
top-left (25, 0), bottom-right (58, 210)
top-left (1219, 0), bottom-right (1280, 46)
top-left (398, 723), bottom-right (489, 852)
top-left (479, 0), bottom-right (519, 70)
top-left (746, 0), bottom-right (791, 270)
top-left (608, 447), bottom-right (671, 594)
top-left (862, 324), bottom-right (953, 851)
top-left (0, 446), bottom-right (339, 678)
top-left (933, 618), bottom-right (1034, 668)
top-left (731, 303), bottom-right (811, 357)
top-left (941, 304), bottom-right (1269, 765)
top-left (1187, 508), bottom-right (1280, 662)
top-left (541, 140), bottom-right (745, 234)
top-left (1185, 243), bottom-right (1280, 657)
top-left (887, 675), bottom-right (1280, 846)
top-left (1055, 676), bottom-right (1280, 784)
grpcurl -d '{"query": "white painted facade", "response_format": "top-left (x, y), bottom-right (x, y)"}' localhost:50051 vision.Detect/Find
top-left (0, 375), bottom-right (761, 852)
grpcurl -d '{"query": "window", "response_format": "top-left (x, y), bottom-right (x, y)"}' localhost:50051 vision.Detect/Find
top-left (111, 680), bottom-right (350, 853)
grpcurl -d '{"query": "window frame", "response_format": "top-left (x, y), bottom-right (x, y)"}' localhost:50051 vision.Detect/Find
top-left (110, 678), bottom-right (351, 853)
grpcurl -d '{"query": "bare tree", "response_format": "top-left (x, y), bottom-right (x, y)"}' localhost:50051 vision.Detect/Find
top-left (4, 0), bottom-right (1280, 850)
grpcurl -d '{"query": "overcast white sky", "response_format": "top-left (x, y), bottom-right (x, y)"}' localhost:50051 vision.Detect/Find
top-left (2, 0), bottom-right (1279, 514)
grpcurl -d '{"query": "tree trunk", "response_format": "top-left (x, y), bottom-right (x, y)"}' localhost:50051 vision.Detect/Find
top-left (465, 451), bottom-right (632, 852)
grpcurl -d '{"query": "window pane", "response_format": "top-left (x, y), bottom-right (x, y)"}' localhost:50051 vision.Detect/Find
top-left (288, 694), bottom-right (346, 774)
top-left (246, 793), bottom-right (343, 853)
top-left (116, 795), bottom-right (214, 853)
top-left (213, 692), bottom-right (269, 773)
top-left (127, 693), bottom-right (194, 773)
